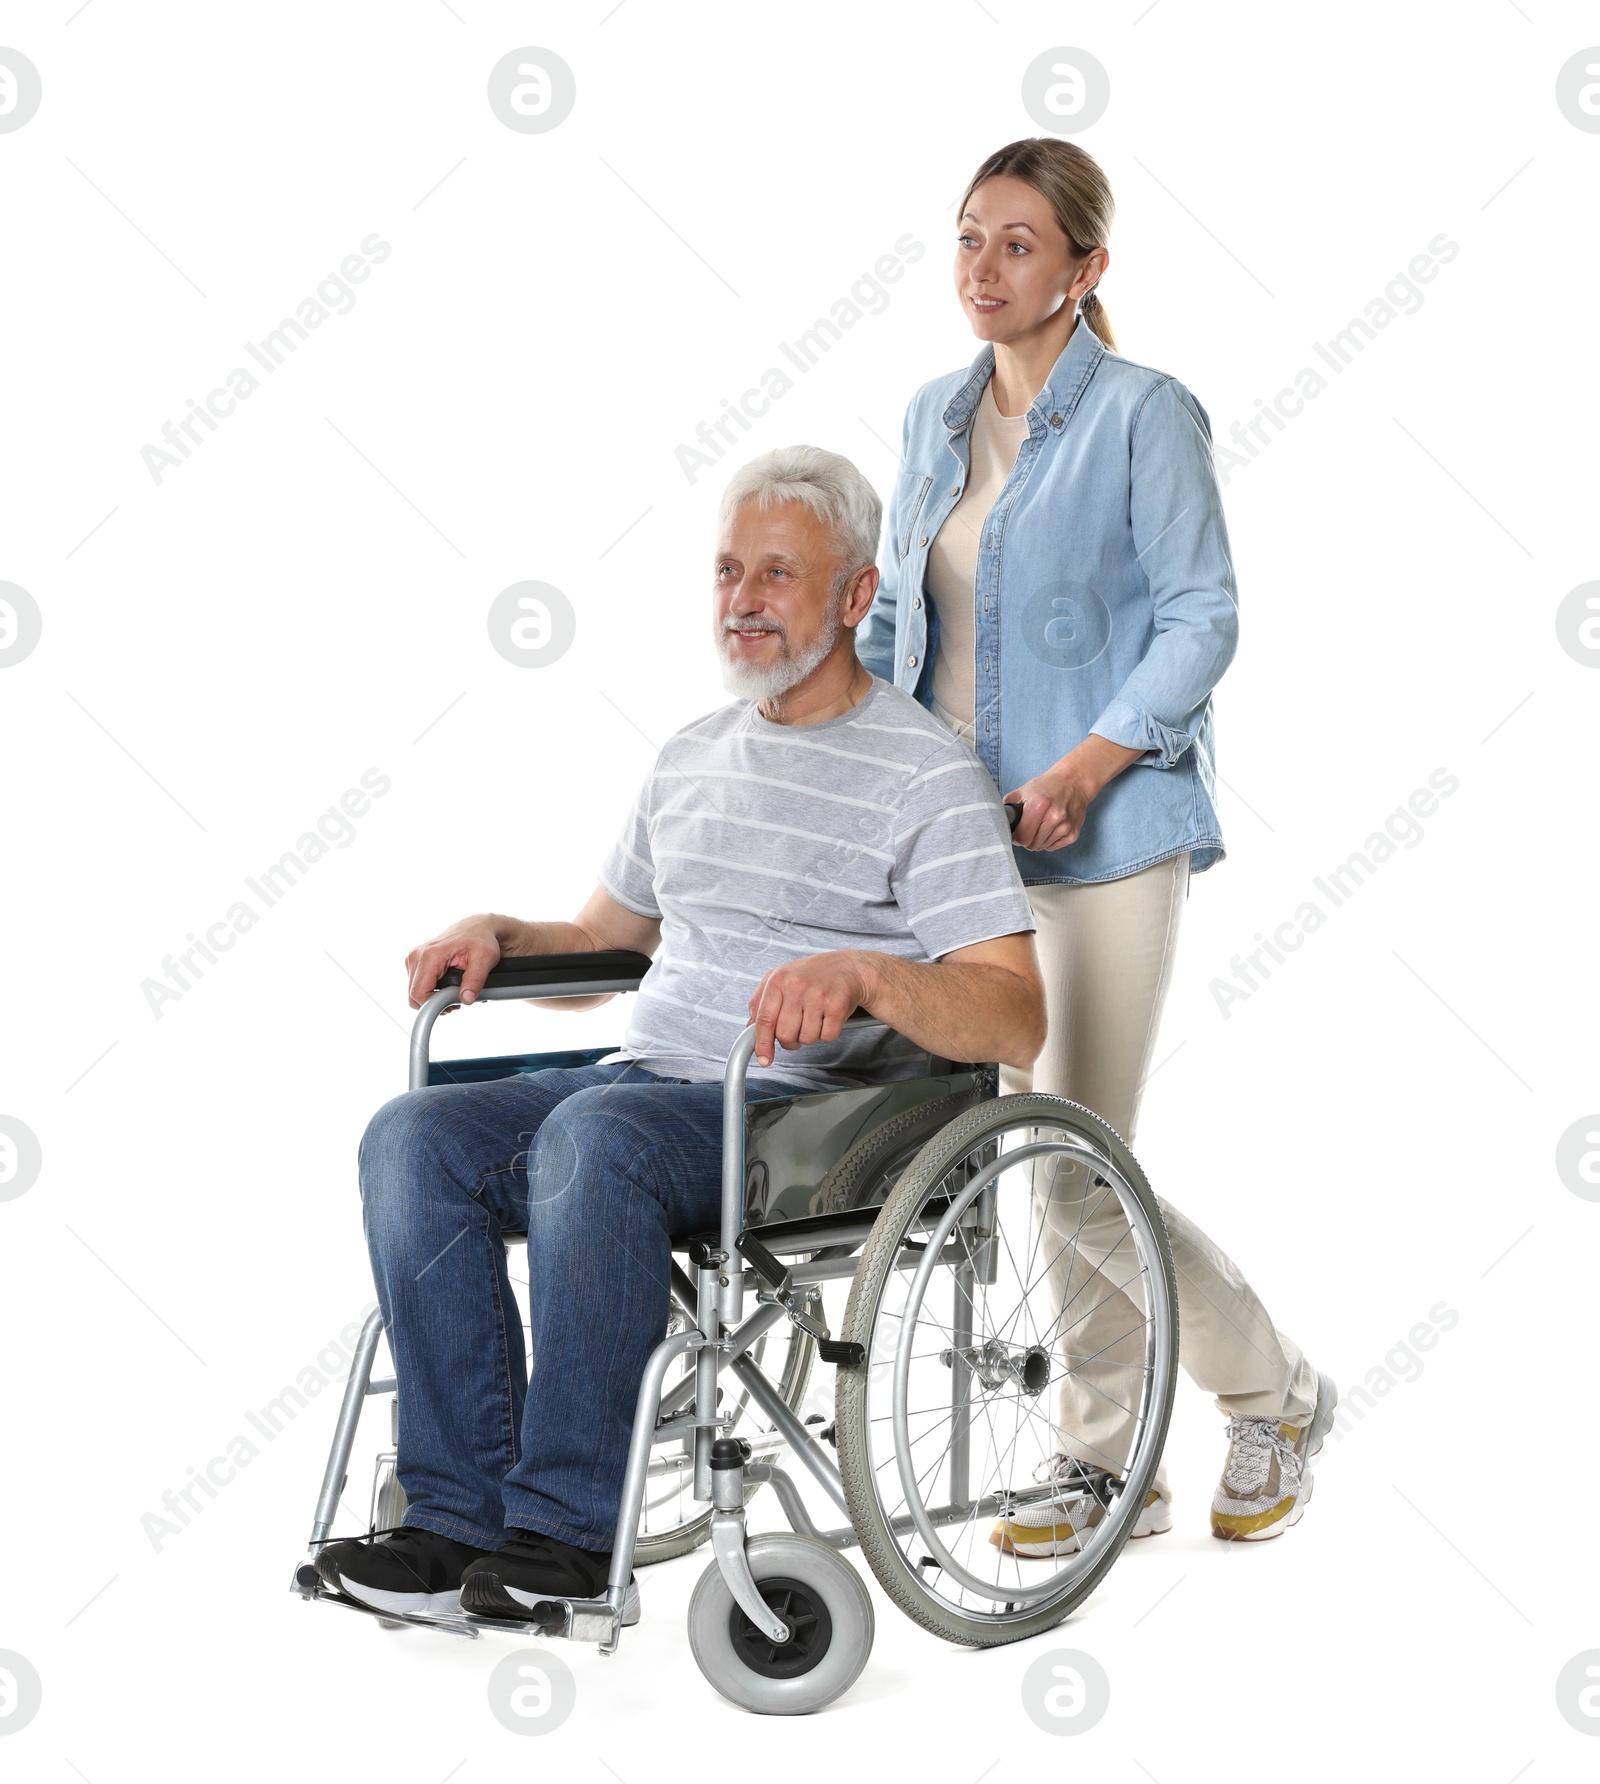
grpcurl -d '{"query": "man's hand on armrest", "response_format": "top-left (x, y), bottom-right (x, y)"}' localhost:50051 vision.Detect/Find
top-left (403, 887), bottom-right (661, 1010)
top-left (745, 933), bottom-right (1045, 1071)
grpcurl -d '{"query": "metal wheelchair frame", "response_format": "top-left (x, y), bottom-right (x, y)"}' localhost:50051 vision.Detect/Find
top-left (293, 954), bottom-right (1168, 1689)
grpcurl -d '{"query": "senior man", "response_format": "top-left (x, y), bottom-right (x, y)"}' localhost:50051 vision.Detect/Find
top-left (316, 444), bottom-right (1044, 1622)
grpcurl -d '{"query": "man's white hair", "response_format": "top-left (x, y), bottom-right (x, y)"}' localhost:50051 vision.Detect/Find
top-left (718, 444), bottom-right (882, 592)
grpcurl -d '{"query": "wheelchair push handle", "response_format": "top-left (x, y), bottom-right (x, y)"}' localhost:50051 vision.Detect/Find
top-left (1004, 801), bottom-right (1022, 833)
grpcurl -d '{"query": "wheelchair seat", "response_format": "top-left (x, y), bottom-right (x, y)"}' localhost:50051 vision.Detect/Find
top-left (426, 1037), bottom-right (994, 1251)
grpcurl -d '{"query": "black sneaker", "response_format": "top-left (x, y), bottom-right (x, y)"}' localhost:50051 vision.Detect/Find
top-left (459, 1528), bottom-right (641, 1624)
top-left (314, 1527), bottom-right (493, 1617)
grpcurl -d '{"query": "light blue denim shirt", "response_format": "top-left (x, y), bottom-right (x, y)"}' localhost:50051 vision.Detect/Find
top-left (857, 321), bottom-right (1239, 885)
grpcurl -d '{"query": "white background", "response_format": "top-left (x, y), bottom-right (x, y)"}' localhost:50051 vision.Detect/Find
top-left (2, 2), bottom-right (1597, 1777)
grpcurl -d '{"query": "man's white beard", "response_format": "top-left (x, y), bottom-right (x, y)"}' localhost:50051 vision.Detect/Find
top-left (718, 604), bottom-right (843, 703)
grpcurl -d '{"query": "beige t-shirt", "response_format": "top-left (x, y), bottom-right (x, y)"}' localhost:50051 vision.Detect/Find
top-left (926, 380), bottom-right (1033, 725)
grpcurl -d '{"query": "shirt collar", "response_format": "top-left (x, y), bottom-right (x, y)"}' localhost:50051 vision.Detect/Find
top-left (941, 315), bottom-right (1106, 434)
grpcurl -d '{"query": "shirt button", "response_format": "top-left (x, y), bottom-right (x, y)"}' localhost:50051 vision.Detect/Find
top-left (1051, 412), bottom-right (1063, 426)
top-left (907, 654), bottom-right (918, 668)
top-left (912, 597), bottom-right (921, 609)
top-left (949, 486), bottom-right (959, 496)
top-left (918, 535), bottom-right (928, 546)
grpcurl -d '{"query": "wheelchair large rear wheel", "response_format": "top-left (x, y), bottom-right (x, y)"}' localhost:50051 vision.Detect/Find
top-left (835, 1094), bottom-right (1178, 1645)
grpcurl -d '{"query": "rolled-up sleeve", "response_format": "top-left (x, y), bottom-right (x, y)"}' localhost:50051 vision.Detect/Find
top-left (1090, 377), bottom-right (1239, 769)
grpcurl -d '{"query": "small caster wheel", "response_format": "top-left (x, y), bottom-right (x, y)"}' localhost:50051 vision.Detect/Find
top-left (376, 1616), bottom-right (406, 1631)
top-left (687, 1533), bottom-right (873, 1714)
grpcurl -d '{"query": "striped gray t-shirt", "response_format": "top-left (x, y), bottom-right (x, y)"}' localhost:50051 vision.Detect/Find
top-left (598, 676), bottom-right (1035, 1091)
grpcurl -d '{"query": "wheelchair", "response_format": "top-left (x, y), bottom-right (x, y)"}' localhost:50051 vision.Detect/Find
top-left (291, 950), bottom-right (1180, 1714)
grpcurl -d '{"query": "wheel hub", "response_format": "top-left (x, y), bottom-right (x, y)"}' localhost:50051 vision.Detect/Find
top-left (727, 1577), bottom-right (832, 1679)
top-left (942, 1336), bottom-right (1052, 1397)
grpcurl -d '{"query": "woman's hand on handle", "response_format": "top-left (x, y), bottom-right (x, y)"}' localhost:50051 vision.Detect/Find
top-left (1004, 771), bottom-right (1094, 854)
top-left (1005, 733), bottom-right (1146, 853)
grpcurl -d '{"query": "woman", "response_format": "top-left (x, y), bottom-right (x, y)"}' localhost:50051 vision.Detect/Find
top-left (858, 138), bottom-right (1335, 1547)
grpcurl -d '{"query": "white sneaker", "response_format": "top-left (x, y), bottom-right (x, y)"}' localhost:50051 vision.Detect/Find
top-left (991, 1455), bottom-right (1171, 1558)
top-left (1211, 1370), bottom-right (1338, 1541)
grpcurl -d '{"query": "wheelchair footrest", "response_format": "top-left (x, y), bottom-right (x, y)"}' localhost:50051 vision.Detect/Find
top-left (463, 1591), bottom-right (636, 1645)
top-left (294, 1569), bottom-right (632, 1648)
top-left (296, 1578), bottom-right (484, 1640)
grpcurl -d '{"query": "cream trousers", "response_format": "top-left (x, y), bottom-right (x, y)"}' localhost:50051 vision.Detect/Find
top-left (931, 695), bottom-right (1317, 1492)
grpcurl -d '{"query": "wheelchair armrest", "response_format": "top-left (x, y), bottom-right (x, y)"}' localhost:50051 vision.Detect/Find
top-left (433, 950), bottom-right (654, 995)
top-left (412, 952), bottom-right (653, 1092)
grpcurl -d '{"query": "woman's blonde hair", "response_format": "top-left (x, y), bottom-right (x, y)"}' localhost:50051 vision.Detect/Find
top-left (958, 138), bottom-right (1117, 350)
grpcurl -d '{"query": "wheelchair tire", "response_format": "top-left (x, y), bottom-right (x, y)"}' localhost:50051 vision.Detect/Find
top-left (835, 1093), bottom-right (1179, 1647)
top-left (687, 1533), bottom-right (873, 1715)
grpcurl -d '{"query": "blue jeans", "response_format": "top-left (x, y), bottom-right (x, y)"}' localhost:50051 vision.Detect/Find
top-left (357, 1060), bottom-right (790, 1552)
